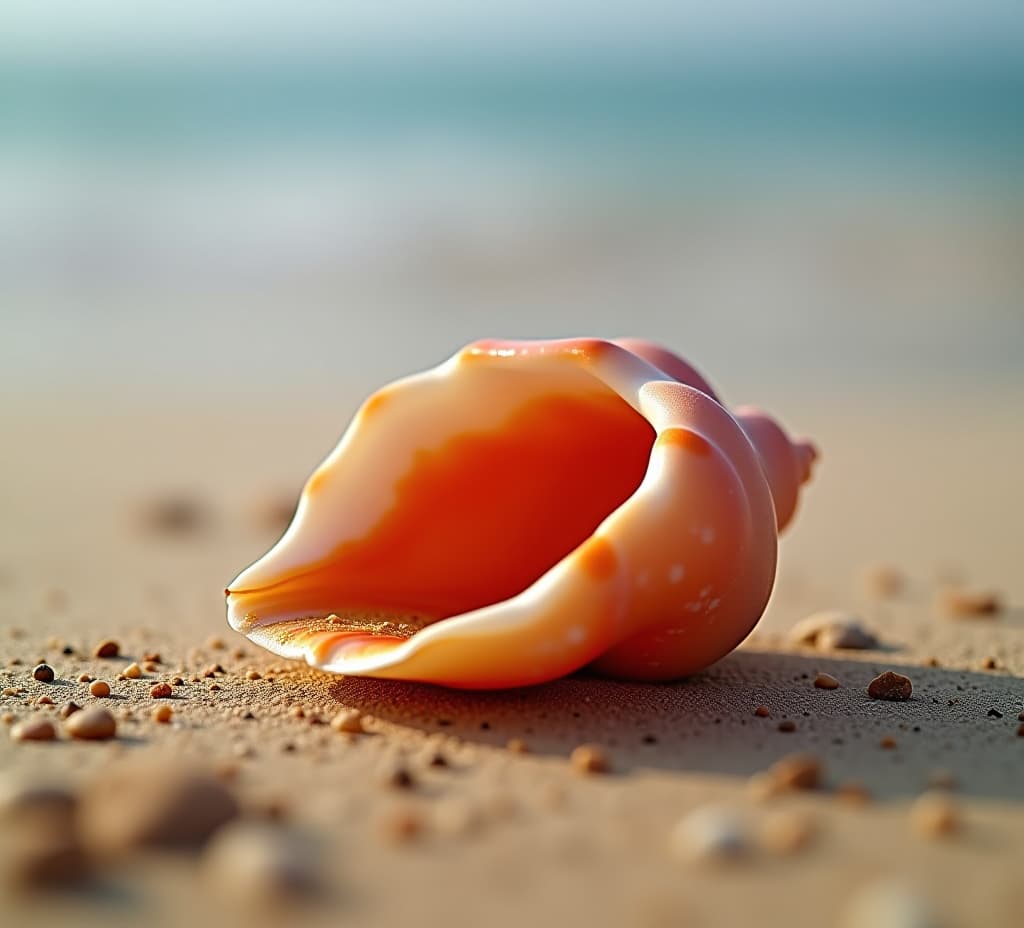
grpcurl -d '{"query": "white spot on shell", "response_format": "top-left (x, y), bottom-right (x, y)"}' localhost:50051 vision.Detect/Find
top-left (708, 598), bottom-right (721, 611)
top-left (700, 527), bottom-right (716, 545)
top-left (635, 570), bottom-right (651, 589)
top-left (699, 586), bottom-right (712, 597)
top-left (566, 626), bottom-right (586, 646)
top-left (668, 564), bottom-right (686, 584)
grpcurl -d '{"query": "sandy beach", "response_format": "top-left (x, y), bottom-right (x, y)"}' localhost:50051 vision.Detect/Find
top-left (2, 382), bottom-right (1021, 927)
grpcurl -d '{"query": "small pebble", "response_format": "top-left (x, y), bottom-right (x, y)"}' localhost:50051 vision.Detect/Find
top-left (150, 682), bottom-right (173, 699)
top-left (910, 792), bottom-right (960, 839)
top-left (1018, 711), bottom-right (1024, 722)
top-left (77, 673), bottom-right (92, 683)
top-left (788, 611), bottom-right (879, 650)
top-left (171, 677), bottom-right (184, 686)
top-left (777, 720), bottom-right (796, 733)
top-left (570, 743), bottom-right (610, 775)
top-left (768, 754), bottom-right (821, 791)
top-left (937, 588), bottom-right (1002, 618)
top-left (209, 683), bottom-right (222, 692)
top-left (207, 637), bottom-right (226, 650)
top-left (152, 705), bottom-right (173, 724)
top-left (137, 496), bottom-right (209, 535)
top-left (143, 661), bottom-right (159, 673)
top-left (10, 716), bottom-right (57, 742)
top-left (245, 670), bottom-right (262, 681)
top-left (66, 707), bottom-right (117, 740)
top-left (506, 738), bottom-right (529, 754)
top-left (89, 680), bottom-right (111, 698)
top-left (753, 705), bottom-right (770, 718)
top-left (668, 805), bottom-right (748, 864)
top-left (3, 687), bottom-right (23, 697)
top-left (122, 662), bottom-right (142, 679)
top-left (868, 671), bottom-right (913, 701)
top-left (32, 663), bottom-right (55, 683)
top-left (980, 657), bottom-right (998, 670)
top-left (880, 736), bottom-right (898, 750)
top-left (759, 810), bottom-right (815, 855)
top-left (142, 652), bottom-right (162, 663)
top-left (93, 640), bottom-right (120, 659)
top-left (34, 695), bottom-right (54, 706)
top-left (813, 672), bottom-right (840, 690)
top-left (329, 709), bottom-right (364, 734)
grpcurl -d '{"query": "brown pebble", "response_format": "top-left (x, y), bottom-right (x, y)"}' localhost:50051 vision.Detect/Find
top-left (506, 738), bottom-right (529, 754)
top-left (58, 701), bottom-right (81, 719)
top-left (77, 673), bottom-right (92, 683)
top-left (143, 661), bottom-right (159, 673)
top-left (245, 670), bottom-right (262, 681)
top-left (88, 680), bottom-right (111, 698)
top-left (813, 672), bottom-right (840, 690)
top-left (171, 677), bottom-right (184, 687)
top-left (754, 705), bottom-right (771, 718)
top-left (142, 652), bottom-right (162, 663)
top-left (867, 671), bottom-right (913, 701)
top-left (11, 715), bottom-right (57, 742)
top-left (66, 707), bottom-right (116, 740)
top-left (880, 736), bottom-right (898, 750)
top-left (2, 687), bottom-right (23, 697)
top-left (1, 712), bottom-right (15, 724)
top-left (788, 611), bottom-right (880, 650)
top-left (150, 682), bottom-right (173, 699)
top-left (910, 792), bottom-right (960, 838)
top-left (93, 640), bottom-right (120, 659)
top-left (769, 754), bottom-right (821, 791)
top-left (122, 662), bottom-right (142, 679)
top-left (209, 683), bottom-right (222, 692)
top-left (290, 706), bottom-right (306, 719)
top-left (980, 657), bottom-right (998, 670)
top-left (207, 636), bottom-right (226, 650)
top-left (938, 588), bottom-right (1002, 618)
top-left (34, 695), bottom-right (55, 706)
top-left (777, 720), bottom-right (796, 733)
top-left (570, 743), bottom-right (610, 774)
top-left (924, 657), bottom-right (941, 667)
top-left (152, 705), bottom-right (173, 724)
top-left (32, 663), bottom-right (55, 683)
top-left (1017, 723), bottom-right (1024, 738)
top-left (137, 496), bottom-right (209, 535)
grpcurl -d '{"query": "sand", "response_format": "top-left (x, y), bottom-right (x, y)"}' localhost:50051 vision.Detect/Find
top-left (1, 388), bottom-right (1022, 928)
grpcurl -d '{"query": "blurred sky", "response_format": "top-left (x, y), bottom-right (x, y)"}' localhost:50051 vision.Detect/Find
top-left (1, 2), bottom-right (1022, 403)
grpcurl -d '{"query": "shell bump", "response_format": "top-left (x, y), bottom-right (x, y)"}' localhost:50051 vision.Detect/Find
top-left (226, 338), bottom-right (817, 689)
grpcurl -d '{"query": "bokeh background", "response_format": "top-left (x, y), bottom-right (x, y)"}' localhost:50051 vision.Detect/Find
top-left (2, 2), bottom-right (1023, 600)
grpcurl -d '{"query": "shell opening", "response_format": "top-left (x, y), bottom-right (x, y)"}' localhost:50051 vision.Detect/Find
top-left (230, 377), bottom-right (655, 642)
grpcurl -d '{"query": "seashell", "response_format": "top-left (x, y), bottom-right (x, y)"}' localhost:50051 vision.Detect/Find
top-left (226, 338), bottom-right (817, 688)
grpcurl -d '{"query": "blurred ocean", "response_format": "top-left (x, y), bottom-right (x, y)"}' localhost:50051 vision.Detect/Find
top-left (1, 51), bottom-right (1022, 400)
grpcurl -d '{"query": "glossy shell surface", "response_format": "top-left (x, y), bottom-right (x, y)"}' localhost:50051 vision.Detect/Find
top-left (226, 338), bottom-right (816, 688)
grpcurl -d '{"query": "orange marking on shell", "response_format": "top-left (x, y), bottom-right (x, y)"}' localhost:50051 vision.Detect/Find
top-left (658, 428), bottom-right (713, 456)
top-left (578, 537), bottom-right (618, 580)
top-left (362, 390), bottom-right (390, 418)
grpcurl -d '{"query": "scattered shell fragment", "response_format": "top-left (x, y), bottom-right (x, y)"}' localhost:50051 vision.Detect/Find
top-left (93, 640), bottom-right (120, 659)
top-left (868, 671), bottom-right (913, 701)
top-left (32, 663), bottom-right (55, 683)
top-left (149, 682), bottom-right (173, 699)
top-left (65, 707), bottom-right (116, 741)
top-left (668, 806), bottom-right (748, 864)
top-left (910, 792), bottom-right (960, 839)
top-left (937, 588), bottom-right (1002, 618)
top-left (10, 716), bottom-right (57, 742)
top-left (79, 761), bottom-right (239, 851)
top-left (88, 681), bottom-right (111, 698)
top-left (570, 743), bottom-right (610, 775)
top-left (788, 611), bottom-right (879, 650)
top-left (122, 662), bottom-right (142, 679)
top-left (813, 672), bottom-right (840, 690)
